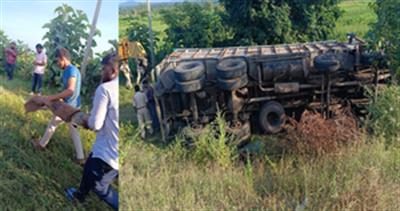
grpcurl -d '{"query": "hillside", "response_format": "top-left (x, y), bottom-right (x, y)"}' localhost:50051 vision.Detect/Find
top-left (0, 75), bottom-right (112, 210)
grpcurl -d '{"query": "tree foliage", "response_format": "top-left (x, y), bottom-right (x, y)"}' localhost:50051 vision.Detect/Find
top-left (220, 0), bottom-right (342, 45)
top-left (368, 0), bottom-right (400, 76)
top-left (125, 16), bottom-right (162, 68)
top-left (161, 2), bottom-right (233, 49)
top-left (0, 30), bottom-right (11, 68)
top-left (42, 4), bottom-right (100, 85)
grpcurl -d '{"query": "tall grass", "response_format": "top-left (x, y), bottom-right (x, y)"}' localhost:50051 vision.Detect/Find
top-left (120, 88), bottom-right (400, 210)
top-left (0, 76), bottom-right (112, 210)
top-left (120, 124), bottom-right (400, 210)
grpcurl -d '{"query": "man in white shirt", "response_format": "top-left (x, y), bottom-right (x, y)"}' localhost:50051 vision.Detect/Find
top-left (65, 53), bottom-right (119, 210)
top-left (133, 84), bottom-right (153, 139)
top-left (31, 44), bottom-right (47, 95)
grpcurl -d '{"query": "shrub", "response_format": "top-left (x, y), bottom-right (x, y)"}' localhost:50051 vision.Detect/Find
top-left (178, 113), bottom-right (238, 167)
top-left (368, 85), bottom-right (400, 147)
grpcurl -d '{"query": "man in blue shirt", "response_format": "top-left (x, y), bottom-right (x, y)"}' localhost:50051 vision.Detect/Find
top-left (65, 53), bottom-right (119, 210)
top-left (31, 48), bottom-right (85, 164)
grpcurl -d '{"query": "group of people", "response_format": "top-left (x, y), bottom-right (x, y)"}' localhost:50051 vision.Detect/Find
top-left (3, 42), bottom-right (48, 96)
top-left (5, 43), bottom-right (119, 210)
top-left (4, 40), bottom-right (161, 209)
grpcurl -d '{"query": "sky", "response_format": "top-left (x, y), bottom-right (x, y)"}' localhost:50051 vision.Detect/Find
top-left (0, 0), bottom-right (120, 53)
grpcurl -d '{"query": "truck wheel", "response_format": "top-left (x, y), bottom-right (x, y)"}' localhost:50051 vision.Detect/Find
top-left (259, 101), bottom-right (285, 134)
top-left (216, 58), bottom-right (247, 79)
top-left (174, 61), bottom-right (205, 81)
top-left (314, 53), bottom-right (340, 72)
top-left (176, 75), bottom-right (206, 93)
top-left (218, 74), bottom-right (248, 90)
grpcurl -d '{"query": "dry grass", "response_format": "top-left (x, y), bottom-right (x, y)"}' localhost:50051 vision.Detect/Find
top-left (286, 107), bottom-right (362, 155)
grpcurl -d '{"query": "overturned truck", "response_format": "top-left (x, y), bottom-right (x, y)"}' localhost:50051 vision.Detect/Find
top-left (153, 36), bottom-right (390, 141)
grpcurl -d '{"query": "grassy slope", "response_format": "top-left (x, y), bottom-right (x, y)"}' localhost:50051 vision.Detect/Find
top-left (0, 75), bottom-right (111, 210)
top-left (332, 0), bottom-right (376, 41)
top-left (119, 1), bottom-right (399, 210)
top-left (119, 11), bottom-right (166, 42)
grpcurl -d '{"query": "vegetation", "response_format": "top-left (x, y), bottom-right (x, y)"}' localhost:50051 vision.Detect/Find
top-left (368, 0), bottom-right (400, 76)
top-left (161, 2), bottom-right (232, 48)
top-left (220, 0), bottom-right (341, 45)
top-left (332, 0), bottom-right (376, 41)
top-left (42, 4), bottom-right (102, 94)
top-left (368, 85), bottom-right (400, 147)
top-left (120, 105), bottom-right (400, 210)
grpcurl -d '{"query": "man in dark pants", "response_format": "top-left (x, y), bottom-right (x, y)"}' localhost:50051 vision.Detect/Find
top-left (31, 44), bottom-right (47, 95)
top-left (65, 53), bottom-right (119, 210)
top-left (4, 41), bottom-right (18, 80)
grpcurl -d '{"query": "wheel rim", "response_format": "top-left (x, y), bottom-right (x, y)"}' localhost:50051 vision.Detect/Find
top-left (267, 112), bottom-right (280, 127)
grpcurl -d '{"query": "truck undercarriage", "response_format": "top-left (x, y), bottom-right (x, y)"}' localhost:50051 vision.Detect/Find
top-left (153, 38), bottom-right (390, 141)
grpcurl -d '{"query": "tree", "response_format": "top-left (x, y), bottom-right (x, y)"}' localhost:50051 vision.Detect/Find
top-left (0, 30), bottom-right (11, 69)
top-left (42, 4), bottom-right (100, 85)
top-left (161, 2), bottom-right (233, 49)
top-left (220, 0), bottom-right (341, 45)
top-left (368, 0), bottom-right (400, 77)
top-left (125, 15), bottom-right (165, 70)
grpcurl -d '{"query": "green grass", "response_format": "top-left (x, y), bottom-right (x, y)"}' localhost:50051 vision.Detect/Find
top-left (0, 75), bottom-right (112, 210)
top-left (332, 0), bottom-right (376, 41)
top-left (119, 11), bottom-right (167, 41)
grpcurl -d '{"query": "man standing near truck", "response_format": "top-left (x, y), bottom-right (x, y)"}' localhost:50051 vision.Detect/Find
top-left (31, 47), bottom-right (84, 164)
top-left (65, 53), bottom-right (119, 210)
top-left (4, 41), bottom-right (18, 80)
top-left (133, 84), bottom-right (153, 139)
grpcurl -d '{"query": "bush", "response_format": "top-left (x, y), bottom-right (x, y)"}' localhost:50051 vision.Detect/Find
top-left (178, 113), bottom-right (237, 167)
top-left (161, 2), bottom-right (233, 48)
top-left (368, 85), bottom-right (400, 147)
top-left (220, 0), bottom-right (341, 45)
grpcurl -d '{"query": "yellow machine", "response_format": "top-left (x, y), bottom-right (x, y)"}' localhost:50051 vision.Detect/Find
top-left (118, 38), bottom-right (147, 60)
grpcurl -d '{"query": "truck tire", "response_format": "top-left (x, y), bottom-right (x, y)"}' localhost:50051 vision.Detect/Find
top-left (174, 61), bottom-right (205, 81)
top-left (217, 74), bottom-right (248, 91)
top-left (314, 53), bottom-right (340, 72)
top-left (259, 101), bottom-right (285, 134)
top-left (216, 58), bottom-right (247, 79)
top-left (175, 75), bottom-right (206, 93)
